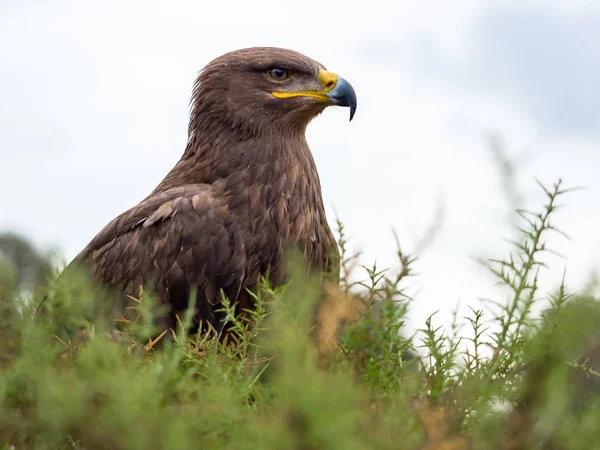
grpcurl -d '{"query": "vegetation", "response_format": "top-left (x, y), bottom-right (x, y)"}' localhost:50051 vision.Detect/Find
top-left (1, 179), bottom-right (600, 449)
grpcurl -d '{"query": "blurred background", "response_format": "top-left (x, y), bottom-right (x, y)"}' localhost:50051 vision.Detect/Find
top-left (1, 0), bottom-right (599, 331)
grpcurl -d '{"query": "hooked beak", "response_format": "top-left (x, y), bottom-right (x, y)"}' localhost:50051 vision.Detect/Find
top-left (325, 76), bottom-right (357, 121)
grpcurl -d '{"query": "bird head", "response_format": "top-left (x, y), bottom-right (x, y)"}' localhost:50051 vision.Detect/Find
top-left (191, 47), bottom-right (357, 136)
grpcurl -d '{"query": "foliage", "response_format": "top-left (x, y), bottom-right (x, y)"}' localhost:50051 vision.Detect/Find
top-left (1, 179), bottom-right (600, 449)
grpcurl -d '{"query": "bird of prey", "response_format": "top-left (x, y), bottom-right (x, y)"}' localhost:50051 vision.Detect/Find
top-left (73, 47), bottom-right (357, 333)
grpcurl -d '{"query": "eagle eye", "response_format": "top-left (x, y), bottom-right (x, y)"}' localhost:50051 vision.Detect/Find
top-left (268, 68), bottom-right (289, 80)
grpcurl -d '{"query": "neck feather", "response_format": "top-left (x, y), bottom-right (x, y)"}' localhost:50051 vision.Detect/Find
top-left (151, 110), bottom-right (319, 198)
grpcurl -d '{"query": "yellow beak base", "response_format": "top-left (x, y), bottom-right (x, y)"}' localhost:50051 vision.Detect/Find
top-left (272, 70), bottom-right (340, 102)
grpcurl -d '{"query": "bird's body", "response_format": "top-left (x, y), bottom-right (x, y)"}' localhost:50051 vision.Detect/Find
top-left (73, 47), bottom-right (357, 332)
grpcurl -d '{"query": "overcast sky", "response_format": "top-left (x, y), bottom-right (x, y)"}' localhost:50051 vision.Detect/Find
top-left (2, 0), bottom-right (599, 331)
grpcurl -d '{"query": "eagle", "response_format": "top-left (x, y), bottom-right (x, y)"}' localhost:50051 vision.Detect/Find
top-left (72, 47), bottom-right (357, 334)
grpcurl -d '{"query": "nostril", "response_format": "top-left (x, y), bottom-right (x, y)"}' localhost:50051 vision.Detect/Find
top-left (325, 81), bottom-right (335, 89)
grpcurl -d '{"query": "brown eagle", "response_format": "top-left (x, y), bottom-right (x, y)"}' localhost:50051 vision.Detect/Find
top-left (73, 47), bottom-right (357, 333)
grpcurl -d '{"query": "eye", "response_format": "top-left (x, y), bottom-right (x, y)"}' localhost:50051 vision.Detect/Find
top-left (268, 67), bottom-right (289, 80)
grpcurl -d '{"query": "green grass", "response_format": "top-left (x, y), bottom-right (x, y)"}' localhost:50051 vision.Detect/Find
top-left (1, 178), bottom-right (600, 449)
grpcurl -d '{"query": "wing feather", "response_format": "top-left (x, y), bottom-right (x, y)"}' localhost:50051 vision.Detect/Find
top-left (75, 184), bottom-right (259, 332)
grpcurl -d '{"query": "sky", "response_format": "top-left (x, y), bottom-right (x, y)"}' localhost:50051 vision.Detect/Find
top-left (2, 0), bottom-right (600, 332)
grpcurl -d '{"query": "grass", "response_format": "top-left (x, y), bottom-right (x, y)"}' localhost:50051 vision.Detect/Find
top-left (1, 178), bottom-right (600, 449)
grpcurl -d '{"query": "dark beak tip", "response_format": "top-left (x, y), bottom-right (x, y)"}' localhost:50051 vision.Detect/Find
top-left (349, 104), bottom-right (356, 121)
